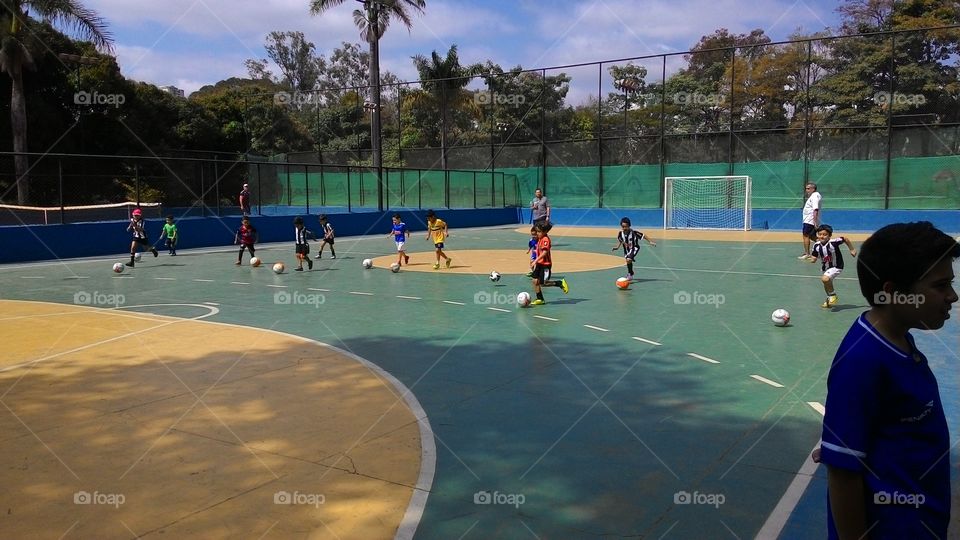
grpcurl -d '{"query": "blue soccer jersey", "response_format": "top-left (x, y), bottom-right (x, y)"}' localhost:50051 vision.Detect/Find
top-left (528, 238), bottom-right (537, 260)
top-left (392, 222), bottom-right (408, 242)
top-left (820, 313), bottom-right (950, 539)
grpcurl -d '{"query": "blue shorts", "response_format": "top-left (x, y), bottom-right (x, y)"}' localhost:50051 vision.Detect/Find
top-left (434, 242), bottom-right (444, 249)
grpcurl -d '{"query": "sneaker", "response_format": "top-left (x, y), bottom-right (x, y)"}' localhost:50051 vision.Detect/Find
top-left (235, 261), bottom-right (241, 266)
top-left (433, 263), bottom-right (440, 270)
top-left (295, 267), bottom-right (303, 272)
top-left (525, 271), bottom-right (534, 277)
top-left (445, 257), bottom-right (452, 268)
top-left (330, 255), bottom-right (336, 259)
top-left (531, 299), bottom-right (545, 305)
top-left (560, 279), bottom-right (569, 294)
top-left (152, 248), bottom-right (159, 257)
top-left (798, 254), bottom-right (811, 260)
top-left (404, 254), bottom-right (410, 264)
top-left (315, 253), bottom-right (322, 259)
top-left (827, 295), bottom-right (839, 307)
top-left (125, 261), bottom-right (135, 267)
top-left (307, 258), bottom-right (313, 270)
top-left (171, 252), bottom-right (176, 256)
top-left (624, 274), bottom-right (634, 281)
top-left (821, 299), bottom-right (831, 308)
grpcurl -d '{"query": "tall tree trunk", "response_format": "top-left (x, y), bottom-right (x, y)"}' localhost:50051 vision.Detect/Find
top-left (11, 66), bottom-right (30, 204)
top-left (367, 2), bottom-right (383, 211)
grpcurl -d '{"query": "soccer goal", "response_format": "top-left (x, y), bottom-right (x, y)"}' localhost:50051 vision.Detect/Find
top-left (663, 176), bottom-right (752, 230)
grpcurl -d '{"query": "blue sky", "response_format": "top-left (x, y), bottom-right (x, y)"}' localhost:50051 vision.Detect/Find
top-left (82, 0), bottom-right (843, 100)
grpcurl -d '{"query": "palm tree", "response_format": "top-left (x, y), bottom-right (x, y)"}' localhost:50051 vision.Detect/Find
top-left (410, 45), bottom-right (482, 170)
top-left (1, 0), bottom-right (112, 204)
top-left (310, 0), bottom-right (425, 209)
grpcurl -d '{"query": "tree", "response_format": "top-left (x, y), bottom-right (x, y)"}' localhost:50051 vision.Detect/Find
top-left (409, 45), bottom-right (482, 169)
top-left (245, 31), bottom-right (325, 94)
top-left (0, 0), bottom-right (112, 203)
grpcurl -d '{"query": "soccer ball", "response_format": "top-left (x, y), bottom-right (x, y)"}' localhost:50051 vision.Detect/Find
top-left (250, 257), bottom-right (261, 267)
top-left (772, 309), bottom-right (791, 327)
top-left (362, 259), bottom-right (373, 269)
top-left (273, 262), bottom-right (285, 274)
top-left (390, 263), bottom-right (400, 273)
top-left (616, 277), bottom-right (630, 289)
top-left (134, 252), bottom-right (142, 262)
top-left (112, 262), bottom-right (124, 273)
top-left (489, 271), bottom-right (501, 282)
top-left (517, 291), bottom-right (531, 307)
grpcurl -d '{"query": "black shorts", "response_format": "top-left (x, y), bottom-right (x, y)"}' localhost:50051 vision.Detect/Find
top-left (322, 237), bottom-right (335, 245)
top-left (623, 248), bottom-right (640, 261)
top-left (434, 242), bottom-right (444, 250)
top-left (802, 223), bottom-right (817, 239)
top-left (132, 237), bottom-right (149, 245)
top-left (532, 264), bottom-right (552, 283)
top-left (296, 244), bottom-right (310, 255)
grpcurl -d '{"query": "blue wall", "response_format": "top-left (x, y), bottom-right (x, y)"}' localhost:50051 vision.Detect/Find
top-left (2, 208), bottom-right (522, 264)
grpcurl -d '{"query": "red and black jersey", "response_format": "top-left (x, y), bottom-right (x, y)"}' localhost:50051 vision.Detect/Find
top-left (537, 236), bottom-right (552, 266)
top-left (236, 224), bottom-right (256, 245)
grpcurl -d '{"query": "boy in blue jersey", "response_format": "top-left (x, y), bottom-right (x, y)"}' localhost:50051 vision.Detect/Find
top-left (818, 221), bottom-right (958, 539)
top-left (525, 226), bottom-right (537, 277)
top-left (387, 214), bottom-right (410, 267)
top-left (809, 224), bottom-right (857, 308)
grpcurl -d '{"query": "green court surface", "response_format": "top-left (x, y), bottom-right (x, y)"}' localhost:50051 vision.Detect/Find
top-left (2, 225), bottom-right (957, 539)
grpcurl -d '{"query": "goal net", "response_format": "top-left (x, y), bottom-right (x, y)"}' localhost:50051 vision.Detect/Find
top-left (663, 176), bottom-right (751, 230)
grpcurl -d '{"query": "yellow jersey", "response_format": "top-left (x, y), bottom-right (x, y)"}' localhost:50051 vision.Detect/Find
top-left (429, 218), bottom-right (447, 243)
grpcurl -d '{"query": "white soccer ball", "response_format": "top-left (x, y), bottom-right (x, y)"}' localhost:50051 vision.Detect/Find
top-left (250, 257), bottom-right (261, 267)
top-left (517, 291), bottom-right (531, 307)
top-left (273, 262), bottom-right (285, 274)
top-left (489, 271), bottom-right (501, 282)
top-left (134, 252), bottom-right (142, 262)
top-left (390, 262), bottom-right (400, 273)
top-left (362, 258), bottom-right (373, 269)
top-left (772, 308), bottom-right (791, 327)
top-left (112, 262), bottom-right (124, 273)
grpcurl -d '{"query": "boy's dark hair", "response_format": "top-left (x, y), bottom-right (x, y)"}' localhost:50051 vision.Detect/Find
top-left (426, 209), bottom-right (435, 218)
top-left (535, 222), bottom-right (553, 233)
top-left (816, 224), bottom-right (833, 235)
top-left (166, 215), bottom-right (174, 220)
top-left (318, 214), bottom-right (327, 221)
top-left (393, 213), bottom-right (401, 219)
top-left (620, 217), bottom-right (631, 226)
top-left (857, 221), bottom-right (960, 306)
top-left (294, 216), bottom-right (303, 225)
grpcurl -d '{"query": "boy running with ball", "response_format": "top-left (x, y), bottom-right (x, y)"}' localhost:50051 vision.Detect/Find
top-left (611, 217), bottom-right (655, 280)
top-left (809, 224), bottom-right (857, 308)
top-left (125, 208), bottom-right (158, 267)
top-left (387, 214), bottom-right (410, 267)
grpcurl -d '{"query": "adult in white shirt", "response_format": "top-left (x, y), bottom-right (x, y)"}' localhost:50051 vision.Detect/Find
top-left (799, 183), bottom-right (821, 261)
top-left (531, 188), bottom-right (550, 226)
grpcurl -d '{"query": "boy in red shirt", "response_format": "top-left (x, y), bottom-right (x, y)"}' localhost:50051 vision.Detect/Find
top-left (529, 223), bottom-right (568, 305)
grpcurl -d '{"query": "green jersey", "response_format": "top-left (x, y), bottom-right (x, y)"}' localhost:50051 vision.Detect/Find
top-left (163, 223), bottom-right (177, 239)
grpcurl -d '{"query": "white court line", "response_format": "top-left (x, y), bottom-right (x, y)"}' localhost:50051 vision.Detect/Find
top-left (634, 265), bottom-right (857, 281)
top-left (230, 282), bottom-right (249, 285)
top-left (266, 285), bottom-right (287, 289)
top-left (193, 279), bottom-right (214, 283)
top-left (687, 353), bottom-right (720, 364)
top-left (65, 276), bottom-right (90, 279)
top-left (632, 337), bottom-right (662, 346)
top-left (308, 288), bottom-right (330, 292)
top-left (583, 324), bottom-right (609, 332)
top-left (750, 374), bottom-right (785, 388)
top-left (443, 301), bottom-right (465, 306)
top-left (155, 277), bottom-right (176, 281)
top-left (20, 276), bottom-right (45, 279)
top-left (349, 291), bottom-right (374, 296)
top-left (203, 302), bottom-right (219, 306)
top-left (397, 295), bottom-right (422, 300)
top-left (534, 315), bottom-right (558, 321)
top-left (757, 403), bottom-right (825, 539)
top-left (487, 307), bottom-right (510, 313)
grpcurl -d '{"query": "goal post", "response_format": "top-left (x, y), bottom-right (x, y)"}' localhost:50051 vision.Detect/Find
top-left (663, 176), bottom-right (752, 231)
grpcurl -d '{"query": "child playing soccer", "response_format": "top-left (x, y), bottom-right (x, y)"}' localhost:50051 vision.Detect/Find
top-left (234, 216), bottom-right (258, 265)
top-left (387, 213), bottom-right (410, 266)
top-left (808, 224), bottom-right (857, 308)
top-left (315, 214), bottom-right (336, 259)
top-left (525, 226), bottom-right (537, 277)
top-left (158, 215), bottom-right (178, 256)
top-left (529, 222), bottom-right (568, 305)
top-left (125, 208), bottom-right (158, 267)
top-left (425, 210), bottom-right (452, 269)
top-left (611, 217), bottom-right (655, 280)
top-left (294, 216), bottom-right (313, 271)
top-left (818, 221), bottom-right (958, 539)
